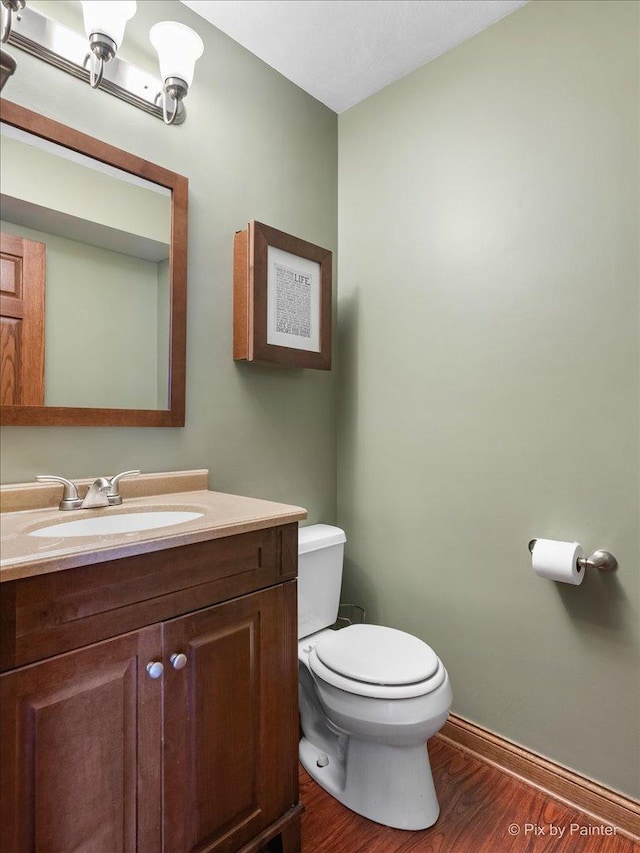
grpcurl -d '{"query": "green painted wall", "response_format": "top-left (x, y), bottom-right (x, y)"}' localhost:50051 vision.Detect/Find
top-left (337, 0), bottom-right (638, 797)
top-left (0, 132), bottom-right (171, 244)
top-left (0, 0), bottom-right (338, 522)
top-left (157, 259), bottom-right (170, 408)
top-left (1, 219), bottom-right (162, 409)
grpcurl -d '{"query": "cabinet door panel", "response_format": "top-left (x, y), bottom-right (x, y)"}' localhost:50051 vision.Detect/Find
top-left (0, 626), bottom-right (162, 853)
top-left (163, 584), bottom-right (298, 853)
top-left (193, 618), bottom-right (257, 832)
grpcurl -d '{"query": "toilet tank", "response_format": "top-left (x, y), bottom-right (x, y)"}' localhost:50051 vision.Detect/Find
top-left (297, 524), bottom-right (347, 640)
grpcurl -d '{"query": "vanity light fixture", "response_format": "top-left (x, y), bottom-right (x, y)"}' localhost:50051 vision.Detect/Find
top-left (2, 2), bottom-right (204, 125)
top-left (81, 1), bottom-right (136, 88)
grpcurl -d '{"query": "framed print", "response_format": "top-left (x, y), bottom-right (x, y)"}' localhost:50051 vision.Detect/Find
top-left (234, 221), bottom-right (332, 370)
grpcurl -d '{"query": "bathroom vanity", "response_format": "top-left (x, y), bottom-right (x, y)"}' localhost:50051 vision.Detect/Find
top-left (0, 471), bottom-right (306, 853)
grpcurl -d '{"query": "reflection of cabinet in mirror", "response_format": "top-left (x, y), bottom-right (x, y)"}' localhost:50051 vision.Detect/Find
top-left (0, 100), bottom-right (188, 427)
top-left (0, 232), bottom-right (45, 406)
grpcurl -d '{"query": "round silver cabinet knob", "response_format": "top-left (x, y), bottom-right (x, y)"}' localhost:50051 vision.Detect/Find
top-left (170, 652), bottom-right (188, 670)
top-left (146, 661), bottom-right (164, 679)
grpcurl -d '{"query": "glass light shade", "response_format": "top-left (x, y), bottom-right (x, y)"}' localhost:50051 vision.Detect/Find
top-left (150, 21), bottom-right (204, 89)
top-left (81, 1), bottom-right (137, 48)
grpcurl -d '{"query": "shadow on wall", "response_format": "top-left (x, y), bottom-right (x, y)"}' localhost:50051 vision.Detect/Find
top-left (341, 555), bottom-right (381, 625)
top-left (556, 571), bottom-right (635, 643)
top-left (337, 288), bottom-right (360, 484)
top-left (336, 291), bottom-right (369, 617)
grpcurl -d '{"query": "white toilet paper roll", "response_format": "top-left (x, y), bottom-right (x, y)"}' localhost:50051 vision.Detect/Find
top-left (532, 539), bottom-right (585, 585)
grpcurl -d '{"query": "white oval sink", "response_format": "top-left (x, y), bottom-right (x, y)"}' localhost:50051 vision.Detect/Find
top-left (29, 511), bottom-right (204, 538)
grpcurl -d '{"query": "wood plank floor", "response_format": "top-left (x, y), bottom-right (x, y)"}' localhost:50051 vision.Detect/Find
top-left (299, 737), bottom-right (639, 852)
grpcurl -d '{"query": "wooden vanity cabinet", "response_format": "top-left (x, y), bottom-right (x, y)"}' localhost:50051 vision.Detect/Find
top-left (1, 625), bottom-right (163, 853)
top-left (0, 523), bottom-right (302, 853)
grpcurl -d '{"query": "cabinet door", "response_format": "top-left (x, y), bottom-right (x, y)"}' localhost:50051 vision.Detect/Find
top-left (0, 626), bottom-right (162, 853)
top-left (163, 583), bottom-right (298, 853)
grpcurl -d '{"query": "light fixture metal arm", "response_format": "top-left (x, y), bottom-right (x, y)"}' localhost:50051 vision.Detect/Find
top-left (160, 76), bottom-right (188, 126)
top-left (86, 32), bottom-right (117, 88)
top-left (1, 0), bottom-right (25, 45)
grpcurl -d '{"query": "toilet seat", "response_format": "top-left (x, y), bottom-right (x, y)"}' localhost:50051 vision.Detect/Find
top-left (308, 624), bottom-right (446, 699)
top-left (316, 624), bottom-right (440, 685)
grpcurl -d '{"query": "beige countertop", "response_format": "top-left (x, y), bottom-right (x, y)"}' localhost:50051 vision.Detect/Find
top-left (0, 471), bottom-right (306, 583)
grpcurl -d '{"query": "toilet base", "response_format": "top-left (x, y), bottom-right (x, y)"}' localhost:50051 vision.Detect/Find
top-left (299, 735), bottom-right (440, 830)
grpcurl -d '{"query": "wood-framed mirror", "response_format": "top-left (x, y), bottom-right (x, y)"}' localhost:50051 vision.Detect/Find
top-left (0, 100), bottom-right (187, 426)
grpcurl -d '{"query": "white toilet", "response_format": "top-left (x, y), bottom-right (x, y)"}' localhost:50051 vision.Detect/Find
top-left (297, 524), bottom-right (452, 831)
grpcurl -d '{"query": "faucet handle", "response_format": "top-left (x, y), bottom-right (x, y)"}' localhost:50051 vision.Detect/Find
top-left (106, 469), bottom-right (141, 505)
top-left (36, 475), bottom-right (82, 510)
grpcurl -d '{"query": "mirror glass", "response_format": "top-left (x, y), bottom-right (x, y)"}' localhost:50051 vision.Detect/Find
top-left (0, 100), bottom-right (186, 427)
top-left (1, 122), bottom-right (172, 410)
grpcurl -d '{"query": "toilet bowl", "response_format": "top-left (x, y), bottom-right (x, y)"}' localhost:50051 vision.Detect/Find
top-left (297, 526), bottom-right (452, 830)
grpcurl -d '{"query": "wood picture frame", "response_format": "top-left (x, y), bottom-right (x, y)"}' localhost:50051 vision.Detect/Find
top-left (234, 221), bottom-right (332, 370)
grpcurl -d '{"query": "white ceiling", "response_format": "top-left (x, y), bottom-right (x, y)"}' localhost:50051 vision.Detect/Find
top-left (181, 0), bottom-right (528, 113)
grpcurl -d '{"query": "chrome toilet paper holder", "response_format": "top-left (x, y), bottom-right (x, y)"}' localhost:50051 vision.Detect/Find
top-left (528, 540), bottom-right (618, 573)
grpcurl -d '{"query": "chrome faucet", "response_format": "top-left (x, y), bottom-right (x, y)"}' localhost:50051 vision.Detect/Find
top-left (80, 477), bottom-right (112, 508)
top-left (36, 470), bottom-right (141, 511)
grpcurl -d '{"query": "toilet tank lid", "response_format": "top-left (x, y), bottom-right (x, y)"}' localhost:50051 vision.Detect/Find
top-left (298, 524), bottom-right (346, 555)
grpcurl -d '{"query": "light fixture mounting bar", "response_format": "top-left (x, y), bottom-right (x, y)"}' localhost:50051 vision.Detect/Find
top-left (5, 6), bottom-right (185, 124)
